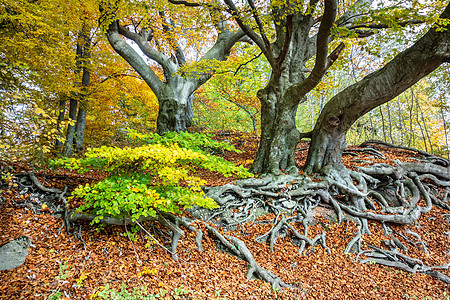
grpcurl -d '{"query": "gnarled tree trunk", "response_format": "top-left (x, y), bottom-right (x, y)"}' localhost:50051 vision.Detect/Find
top-left (100, 4), bottom-right (246, 135)
top-left (305, 7), bottom-right (450, 173)
top-left (250, 81), bottom-right (303, 174)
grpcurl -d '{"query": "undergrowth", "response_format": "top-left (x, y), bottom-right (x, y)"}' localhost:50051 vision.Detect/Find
top-left (50, 131), bottom-right (252, 224)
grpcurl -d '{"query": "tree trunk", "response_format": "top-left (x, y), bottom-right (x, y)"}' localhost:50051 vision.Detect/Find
top-left (157, 97), bottom-right (192, 134)
top-left (250, 81), bottom-right (303, 175)
top-left (74, 103), bottom-right (87, 151)
top-left (304, 9), bottom-right (450, 173)
top-left (55, 98), bottom-right (66, 152)
top-left (63, 98), bottom-right (77, 156)
top-left (74, 26), bottom-right (91, 151)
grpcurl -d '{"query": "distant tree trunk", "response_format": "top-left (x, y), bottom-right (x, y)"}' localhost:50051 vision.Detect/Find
top-left (418, 100), bottom-right (434, 153)
top-left (74, 100), bottom-right (87, 151)
top-left (408, 91), bottom-right (415, 147)
top-left (74, 32), bottom-right (91, 151)
top-left (386, 102), bottom-right (395, 144)
top-left (441, 109), bottom-right (449, 158)
top-left (395, 100), bottom-right (405, 144)
top-left (55, 98), bottom-right (66, 152)
top-left (64, 23), bottom-right (91, 155)
top-left (414, 94), bottom-right (428, 152)
top-left (379, 106), bottom-right (386, 142)
top-left (63, 98), bottom-right (78, 156)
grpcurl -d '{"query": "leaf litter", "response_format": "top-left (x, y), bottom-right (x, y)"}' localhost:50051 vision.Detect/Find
top-left (0, 132), bottom-right (449, 299)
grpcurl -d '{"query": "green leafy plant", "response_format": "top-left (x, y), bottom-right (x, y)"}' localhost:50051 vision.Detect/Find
top-left (50, 133), bottom-right (252, 224)
top-left (55, 261), bottom-right (70, 280)
top-left (92, 283), bottom-right (191, 300)
top-left (46, 290), bottom-right (63, 300)
top-left (126, 128), bottom-right (240, 153)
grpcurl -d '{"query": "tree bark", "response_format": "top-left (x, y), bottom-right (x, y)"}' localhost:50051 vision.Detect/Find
top-left (74, 26), bottom-right (91, 151)
top-left (304, 5), bottom-right (450, 173)
top-left (100, 4), bottom-right (246, 134)
top-left (62, 97), bottom-right (77, 156)
top-left (55, 98), bottom-right (66, 152)
top-left (250, 81), bottom-right (304, 174)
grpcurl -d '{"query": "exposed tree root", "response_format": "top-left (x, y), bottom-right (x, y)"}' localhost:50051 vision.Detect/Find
top-left (359, 140), bottom-right (450, 167)
top-left (5, 145), bottom-right (450, 289)
top-left (204, 223), bottom-right (294, 290)
top-left (358, 245), bottom-right (450, 284)
top-left (199, 154), bottom-right (450, 285)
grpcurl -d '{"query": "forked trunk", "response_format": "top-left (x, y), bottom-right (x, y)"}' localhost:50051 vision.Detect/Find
top-left (304, 9), bottom-right (450, 173)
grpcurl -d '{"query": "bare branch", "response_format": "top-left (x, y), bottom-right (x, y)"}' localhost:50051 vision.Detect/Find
top-left (117, 24), bottom-right (178, 75)
top-left (348, 19), bottom-right (424, 30)
top-left (247, 0), bottom-right (271, 50)
top-left (223, 0), bottom-right (276, 66)
top-left (167, 0), bottom-right (204, 7)
top-left (234, 51), bottom-right (262, 76)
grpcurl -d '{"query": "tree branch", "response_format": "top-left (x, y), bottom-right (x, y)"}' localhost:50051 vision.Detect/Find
top-left (247, 0), bottom-right (271, 51)
top-left (283, 0), bottom-right (337, 102)
top-left (117, 24), bottom-right (178, 75)
top-left (223, 0), bottom-right (276, 66)
top-left (103, 21), bottom-right (165, 94)
top-left (347, 19), bottom-right (424, 31)
top-left (234, 51), bottom-right (262, 76)
top-left (167, 0), bottom-right (204, 7)
top-left (159, 10), bottom-right (187, 66)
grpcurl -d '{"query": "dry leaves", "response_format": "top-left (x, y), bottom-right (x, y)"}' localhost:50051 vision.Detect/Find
top-left (0, 133), bottom-right (449, 299)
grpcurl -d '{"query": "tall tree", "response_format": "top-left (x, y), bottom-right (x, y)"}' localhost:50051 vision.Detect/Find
top-left (204, 0), bottom-right (450, 174)
top-left (304, 4), bottom-right (450, 173)
top-left (99, 0), bottom-right (248, 134)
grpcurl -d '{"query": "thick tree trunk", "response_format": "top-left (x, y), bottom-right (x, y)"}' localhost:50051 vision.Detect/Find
top-left (156, 84), bottom-right (194, 134)
top-left (304, 8), bottom-right (450, 173)
top-left (250, 81), bottom-right (303, 174)
top-left (304, 119), bottom-right (347, 174)
top-left (157, 97), bottom-right (191, 134)
top-left (74, 28), bottom-right (91, 152)
top-left (74, 64), bottom-right (90, 151)
top-left (74, 104), bottom-right (87, 151)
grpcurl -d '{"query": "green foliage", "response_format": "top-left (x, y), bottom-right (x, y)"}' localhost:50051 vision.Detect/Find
top-left (126, 129), bottom-right (240, 153)
top-left (50, 133), bottom-right (252, 224)
top-left (46, 291), bottom-right (63, 300)
top-left (92, 283), bottom-right (191, 300)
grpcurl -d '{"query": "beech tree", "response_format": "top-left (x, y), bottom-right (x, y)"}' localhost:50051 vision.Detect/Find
top-left (202, 0), bottom-right (450, 175)
top-left (99, 0), bottom-right (249, 134)
top-left (137, 0), bottom-right (450, 287)
top-left (305, 5), bottom-right (450, 173)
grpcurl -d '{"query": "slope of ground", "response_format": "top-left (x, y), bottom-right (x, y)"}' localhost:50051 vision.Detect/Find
top-left (0, 132), bottom-right (449, 299)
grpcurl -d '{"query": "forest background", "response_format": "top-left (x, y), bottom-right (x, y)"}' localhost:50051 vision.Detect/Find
top-left (1, 0), bottom-right (449, 161)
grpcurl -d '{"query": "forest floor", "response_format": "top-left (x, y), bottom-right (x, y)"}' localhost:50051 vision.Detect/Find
top-left (0, 132), bottom-right (449, 300)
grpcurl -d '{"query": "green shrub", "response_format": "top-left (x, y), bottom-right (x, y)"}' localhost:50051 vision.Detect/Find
top-left (50, 132), bottom-right (252, 224)
top-left (92, 283), bottom-right (192, 300)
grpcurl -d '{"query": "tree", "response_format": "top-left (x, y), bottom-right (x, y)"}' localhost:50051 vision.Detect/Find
top-left (207, 0), bottom-right (449, 174)
top-left (99, 0), bottom-right (249, 134)
top-left (0, 0), bottom-right (156, 159)
top-left (304, 4), bottom-right (450, 173)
